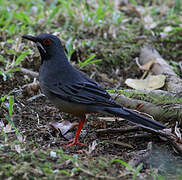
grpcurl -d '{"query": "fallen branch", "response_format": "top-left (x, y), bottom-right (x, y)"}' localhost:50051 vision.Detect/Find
top-left (104, 140), bottom-right (133, 149)
top-left (150, 129), bottom-right (182, 154)
top-left (20, 67), bottom-right (39, 78)
top-left (139, 45), bottom-right (182, 93)
top-left (96, 125), bottom-right (182, 154)
top-left (110, 92), bottom-right (182, 123)
top-left (96, 126), bottom-right (141, 135)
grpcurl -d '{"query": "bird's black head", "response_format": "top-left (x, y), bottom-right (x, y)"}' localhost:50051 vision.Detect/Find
top-left (22, 33), bottom-right (63, 61)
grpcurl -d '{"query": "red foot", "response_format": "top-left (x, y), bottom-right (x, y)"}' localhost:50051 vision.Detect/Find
top-left (62, 118), bottom-right (86, 147)
top-left (62, 138), bottom-right (86, 147)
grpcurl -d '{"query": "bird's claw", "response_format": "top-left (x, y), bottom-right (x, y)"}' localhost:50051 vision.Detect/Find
top-left (62, 139), bottom-right (86, 147)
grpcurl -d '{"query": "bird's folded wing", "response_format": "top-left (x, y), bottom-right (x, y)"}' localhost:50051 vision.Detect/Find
top-left (44, 80), bottom-right (121, 107)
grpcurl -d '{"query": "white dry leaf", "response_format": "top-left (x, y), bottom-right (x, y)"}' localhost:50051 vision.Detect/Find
top-left (164, 26), bottom-right (173, 33)
top-left (16, 134), bottom-right (26, 142)
top-left (84, 140), bottom-right (98, 155)
top-left (160, 26), bottom-right (173, 38)
top-left (125, 74), bottom-right (166, 90)
top-left (53, 31), bottom-right (61, 36)
top-left (0, 120), bottom-right (5, 128)
top-left (143, 14), bottom-right (157, 30)
top-left (175, 122), bottom-right (181, 140)
top-left (88, 140), bottom-right (98, 154)
top-left (3, 123), bottom-right (12, 133)
top-left (50, 151), bottom-right (57, 158)
top-left (15, 144), bottom-right (22, 154)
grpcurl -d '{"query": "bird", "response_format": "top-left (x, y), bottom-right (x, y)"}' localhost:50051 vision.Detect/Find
top-left (22, 33), bottom-right (166, 147)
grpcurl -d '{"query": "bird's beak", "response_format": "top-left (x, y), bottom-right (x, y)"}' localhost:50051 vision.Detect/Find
top-left (22, 35), bottom-right (37, 42)
top-left (22, 35), bottom-right (46, 54)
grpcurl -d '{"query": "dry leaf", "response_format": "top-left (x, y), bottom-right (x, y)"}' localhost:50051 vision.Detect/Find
top-left (50, 151), bottom-right (57, 158)
top-left (49, 120), bottom-right (78, 140)
top-left (16, 134), bottom-right (26, 142)
top-left (99, 73), bottom-right (116, 84)
top-left (3, 123), bottom-right (13, 133)
top-left (120, 4), bottom-right (142, 17)
top-left (143, 14), bottom-right (157, 30)
top-left (109, 141), bottom-right (133, 148)
top-left (0, 120), bottom-right (5, 128)
top-left (25, 78), bottom-right (40, 96)
top-left (88, 140), bottom-right (98, 154)
top-left (139, 59), bottom-right (156, 71)
top-left (14, 144), bottom-right (23, 154)
top-left (175, 122), bottom-right (181, 140)
top-left (125, 74), bottom-right (166, 90)
top-left (160, 26), bottom-right (173, 38)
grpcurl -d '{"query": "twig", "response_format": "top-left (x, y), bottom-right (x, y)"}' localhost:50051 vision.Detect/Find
top-left (106, 140), bottom-right (133, 149)
top-left (20, 67), bottom-right (39, 78)
top-left (121, 133), bottom-right (152, 140)
top-left (96, 124), bottom-right (182, 154)
top-left (123, 89), bottom-right (176, 97)
top-left (145, 129), bottom-right (182, 154)
top-left (26, 93), bottom-right (45, 102)
top-left (96, 126), bottom-right (141, 135)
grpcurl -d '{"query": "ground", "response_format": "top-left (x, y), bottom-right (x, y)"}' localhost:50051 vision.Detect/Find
top-left (1, 0), bottom-right (182, 179)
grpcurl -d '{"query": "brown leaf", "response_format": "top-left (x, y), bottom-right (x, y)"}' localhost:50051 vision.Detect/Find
top-left (49, 120), bottom-right (78, 140)
top-left (25, 78), bottom-right (40, 96)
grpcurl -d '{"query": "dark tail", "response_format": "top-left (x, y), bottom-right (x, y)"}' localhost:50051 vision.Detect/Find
top-left (104, 107), bottom-right (166, 131)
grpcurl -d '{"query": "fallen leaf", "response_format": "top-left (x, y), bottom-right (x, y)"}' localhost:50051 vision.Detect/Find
top-left (3, 123), bottom-right (13, 133)
top-left (139, 59), bottom-right (156, 71)
top-left (160, 26), bottom-right (173, 38)
top-left (120, 4), bottom-right (142, 17)
top-left (50, 151), bottom-right (57, 158)
top-left (143, 14), bottom-right (157, 30)
top-left (49, 120), bottom-right (78, 140)
top-left (84, 140), bottom-right (98, 155)
top-left (125, 74), bottom-right (166, 90)
top-left (99, 73), bottom-right (116, 84)
top-left (0, 120), bottom-right (5, 128)
top-left (25, 78), bottom-right (40, 96)
top-left (16, 134), bottom-right (26, 142)
top-left (175, 122), bottom-right (181, 140)
top-left (14, 144), bottom-right (23, 154)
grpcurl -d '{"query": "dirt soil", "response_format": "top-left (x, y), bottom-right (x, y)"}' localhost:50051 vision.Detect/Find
top-left (1, 58), bottom-right (182, 179)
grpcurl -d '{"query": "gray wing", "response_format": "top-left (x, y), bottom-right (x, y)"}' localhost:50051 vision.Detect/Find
top-left (43, 79), bottom-right (121, 108)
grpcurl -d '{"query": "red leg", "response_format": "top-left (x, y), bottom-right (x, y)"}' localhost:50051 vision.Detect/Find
top-left (63, 118), bottom-right (86, 147)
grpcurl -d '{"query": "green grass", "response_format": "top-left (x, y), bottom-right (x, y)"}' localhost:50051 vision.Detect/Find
top-left (107, 89), bottom-right (182, 104)
top-left (1, 0), bottom-right (182, 179)
top-left (1, 0), bottom-right (182, 75)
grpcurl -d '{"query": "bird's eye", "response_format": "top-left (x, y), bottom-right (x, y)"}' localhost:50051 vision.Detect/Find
top-left (42, 38), bottom-right (52, 46)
